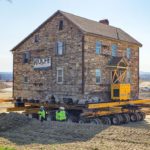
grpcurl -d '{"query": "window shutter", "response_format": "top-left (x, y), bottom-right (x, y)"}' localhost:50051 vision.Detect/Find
top-left (28, 52), bottom-right (30, 64)
top-left (63, 42), bottom-right (66, 55)
top-left (22, 53), bottom-right (25, 64)
top-left (54, 42), bottom-right (58, 56)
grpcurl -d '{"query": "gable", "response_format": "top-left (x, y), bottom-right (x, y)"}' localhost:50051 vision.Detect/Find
top-left (11, 10), bottom-right (142, 52)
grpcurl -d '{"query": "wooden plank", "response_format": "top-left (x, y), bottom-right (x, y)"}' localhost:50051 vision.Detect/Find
top-left (7, 107), bottom-right (25, 112)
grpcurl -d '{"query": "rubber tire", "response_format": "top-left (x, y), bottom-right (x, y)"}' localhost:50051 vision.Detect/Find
top-left (118, 114), bottom-right (124, 124)
top-left (78, 118), bottom-right (87, 124)
top-left (122, 113), bottom-right (130, 124)
top-left (112, 115), bottom-right (120, 125)
top-left (130, 113), bottom-right (137, 122)
top-left (90, 118), bottom-right (102, 124)
top-left (138, 112), bottom-right (146, 121)
top-left (135, 112), bottom-right (140, 121)
top-left (101, 116), bottom-right (111, 125)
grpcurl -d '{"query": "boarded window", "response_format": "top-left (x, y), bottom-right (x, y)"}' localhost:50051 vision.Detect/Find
top-left (96, 42), bottom-right (101, 54)
top-left (112, 44), bottom-right (117, 56)
top-left (35, 35), bottom-right (39, 43)
top-left (24, 76), bottom-right (28, 89)
top-left (23, 53), bottom-right (29, 64)
top-left (96, 69), bottom-right (101, 84)
top-left (127, 48), bottom-right (131, 59)
top-left (127, 71), bottom-right (130, 83)
top-left (57, 42), bottom-right (63, 55)
top-left (59, 20), bottom-right (63, 30)
top-left (57, 68), bottom-right (63, 83)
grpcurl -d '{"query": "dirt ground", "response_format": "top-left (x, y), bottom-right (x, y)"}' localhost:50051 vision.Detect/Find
top-left (0, 81), bottom-right (150, 150)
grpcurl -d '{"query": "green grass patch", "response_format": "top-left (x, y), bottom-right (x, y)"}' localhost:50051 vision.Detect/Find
top-left (0, 147), bottom-right (16, 150)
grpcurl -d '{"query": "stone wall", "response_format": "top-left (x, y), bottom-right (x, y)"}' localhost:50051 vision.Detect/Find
top-left (84, 34), bottom-right (139, 100)
top-left (13, 13), bottom-right (83, 103)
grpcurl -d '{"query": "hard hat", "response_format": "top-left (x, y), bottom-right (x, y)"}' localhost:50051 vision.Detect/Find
top-left (59, 107), bottom-right (65, 110)
top-left (40, 106), bottom-right (44, 109)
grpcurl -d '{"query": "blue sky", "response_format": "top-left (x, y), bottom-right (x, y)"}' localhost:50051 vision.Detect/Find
top-left (0, 0), bottom-right (150, 72)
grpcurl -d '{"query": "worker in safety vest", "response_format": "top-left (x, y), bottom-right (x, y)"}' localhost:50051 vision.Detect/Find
top-left (38, 106), bottom-right (46, 122)
top-left (56, 107), bottom-right (67, 121)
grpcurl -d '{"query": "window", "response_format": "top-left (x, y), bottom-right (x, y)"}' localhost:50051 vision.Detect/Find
top-left (96, 42), bottom-right (101, 54)
top-left (96, 69), bottom-right (101, 84)
top-left (112, 44), bottom-right (117, 56)
top-left (35, 35), bottom-right (39, 42)
top-left (57, 68), bottom-right (63, 83)
top-left (24, 76), bottom-right (28, 89)
top-left (59, 20), bottom-right (63, 30)
top-left (57, 42), bottom-right (63, 55)
top-left (23, 53), bottom-right (29, 64)
top-left (127, 48), bottom-right (131, 59)
top-left (127, 71), bottom-right (130, 83)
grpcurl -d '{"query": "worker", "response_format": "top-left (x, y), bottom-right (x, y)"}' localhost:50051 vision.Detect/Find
top-left (56, 107), bottom-right (67, 122)
top-left (38, 106), bottom-right (46, 122)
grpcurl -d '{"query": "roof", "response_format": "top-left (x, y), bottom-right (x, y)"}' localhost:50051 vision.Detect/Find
top-left (11, 10), bottom-right (142, 51)
top-left (60, 11), bottom-right (142, 46)
top-left (107, 57), bottom-right (128, 69)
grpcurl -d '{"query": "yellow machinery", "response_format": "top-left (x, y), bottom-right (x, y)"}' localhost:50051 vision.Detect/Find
top-left (111, 84), bottom-right (130, 100)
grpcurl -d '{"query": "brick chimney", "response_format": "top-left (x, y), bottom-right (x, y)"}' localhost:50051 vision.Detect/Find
top-left (99, 19), bottom-right (109, 25)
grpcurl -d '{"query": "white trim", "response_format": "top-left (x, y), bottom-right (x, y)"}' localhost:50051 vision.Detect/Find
top-left (96, 69), bottom-right (101, 84)
top-left (24, 76), bottom-right (28, 89)
top-left (57, 68), bottom-right (63, 84)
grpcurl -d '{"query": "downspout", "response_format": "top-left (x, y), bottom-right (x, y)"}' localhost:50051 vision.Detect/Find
top-left (82, 35), bottom-right (85, 94)
top-left (12, 52), bottom-right (14, 98)
top-left (138, 48), bottom-right (140, 98)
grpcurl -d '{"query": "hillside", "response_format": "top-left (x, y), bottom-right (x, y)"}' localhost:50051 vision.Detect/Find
top-left (0, 72), bottom-right (12, 81)
top-left (140, 72), bottom-right (150, 81)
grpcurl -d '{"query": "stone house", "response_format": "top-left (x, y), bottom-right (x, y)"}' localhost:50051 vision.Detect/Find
top-left (11, 10), bottom-right (142, 104)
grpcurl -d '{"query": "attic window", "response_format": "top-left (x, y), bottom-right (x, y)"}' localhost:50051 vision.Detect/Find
top-left (23, 53), bottom-right (29, 64)
top-left (59, 20), bottom-right (63, 30)
top-left (35, 35), bottom-right (39, 43)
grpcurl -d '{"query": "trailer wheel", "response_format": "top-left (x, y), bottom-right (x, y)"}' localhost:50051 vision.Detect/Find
top-left (101, 117), bottom-right (111, 125)
top-left (112, 115), bottom-right (120, 125)
top-left (90, 118), bottom-right (102, 124)
top-left (122, 114), bottom-right (130, 123)
top-left (130, 113), bottom-right (137, 122)
top-left (138, 112), bottom-right (146, 121)
top-left (118, 114), bottom-right (124, 124)
top-left (78, 117), bottom-right (87, 124)
top-left (134, 112), bottom-right (140, 121)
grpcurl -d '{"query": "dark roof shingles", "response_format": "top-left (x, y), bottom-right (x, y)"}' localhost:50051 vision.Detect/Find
top-left (60, 11), bottom-right (142, 46)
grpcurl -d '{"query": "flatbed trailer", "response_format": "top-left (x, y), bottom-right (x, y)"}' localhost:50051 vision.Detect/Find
top-left (5, 99), bottom-right (150, 125)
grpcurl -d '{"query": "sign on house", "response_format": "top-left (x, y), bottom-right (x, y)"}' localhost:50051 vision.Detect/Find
top-left (34, 57), bottom-right (51, 69)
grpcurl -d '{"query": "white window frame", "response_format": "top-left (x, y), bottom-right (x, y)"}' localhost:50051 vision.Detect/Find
top-left (112, 44), bottom-right (117, 56)
top-left (57, 68), bottom-right (63, 84)
top-left (57, 42), bottom-right (63, 55)
top-left (96, 69), bottom-right (101, 84)
top-left (24, 76), bottom-right (28, 90)
top-left (127, 48), bottom-right (131, 59)
top-left (96, 42), bottom-right (101, 54)
top-left (126, 71), bottom-right (131, 83)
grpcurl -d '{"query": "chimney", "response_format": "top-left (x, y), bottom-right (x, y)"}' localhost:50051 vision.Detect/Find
top-left (99, 19), bottom-right (109, 25)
